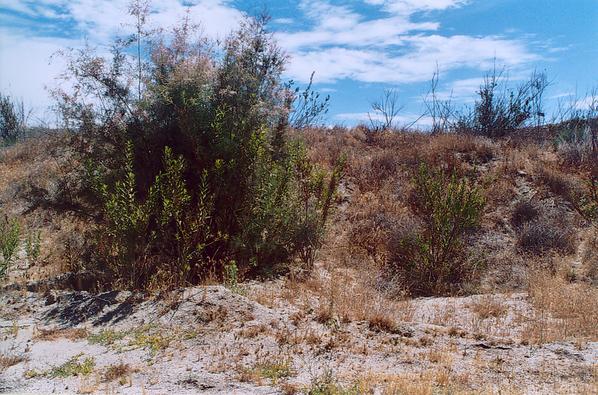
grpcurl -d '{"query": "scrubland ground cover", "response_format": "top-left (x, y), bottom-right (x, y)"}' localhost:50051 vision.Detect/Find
top-left (1, 5), bottom-right (597, 395)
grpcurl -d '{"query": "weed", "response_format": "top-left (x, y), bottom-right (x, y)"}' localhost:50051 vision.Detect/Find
top-left (25, 230), bottom-right (41, 264)
top-left (389, 162), bottom-right (485, 296)
top-left (47, 353), bottom-right (95, 378)
top-left (129, 325), bottom-right (170, 355)
top-left (240, 359), bottom-right (294, 385)
top-left (305, 370), bottom-right (359, 395)
top-left (0, 214), bottom-right (20, 277)
top-left (87, 329), bottom-right (126, 346)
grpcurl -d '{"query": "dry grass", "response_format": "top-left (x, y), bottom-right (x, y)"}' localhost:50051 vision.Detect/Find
top-left (34, 327), bottom-right (89, 341)
top-left (303, 266), bottom-right (414, 327)
top-left (470, 296), bottom-right (508, 320)
top-left (581, 229), bottom-right (598, 285)
top-left (524, 270), bottom-right (598, 343)
top-left (0, 353), bottom-right (27, 371)
top-left (103, 362), bottom-right (136, 383)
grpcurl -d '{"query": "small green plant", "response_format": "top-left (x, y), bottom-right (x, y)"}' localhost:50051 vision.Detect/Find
top-left (390, 163), bottom-right (485, 296)
top-left (25, 230), bottom-right (41, 264)
top-left (241, 360), bottom-right (295, 385)
top-left (0, 215), bottom-right (20, 278)
top-left (304, 370), bottom-right (359, 395)
top-left (88, 329), bottom-right (126, 346)
top-left (129, 325), bottom-right (170, 356)
top-left (24, 369), bottom-right (41, 379)
top-left (47, 353), bottom-right (95, 378)
top-left (224, 260), bottom-right (240, 291)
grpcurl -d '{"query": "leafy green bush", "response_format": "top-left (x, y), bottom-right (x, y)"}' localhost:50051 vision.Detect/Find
top-left (61, 12), bottom-right (338, 289)
top-left (0, 215), bottom-right (20, 278)
top-left (389, 163), bottom-right (485, 296)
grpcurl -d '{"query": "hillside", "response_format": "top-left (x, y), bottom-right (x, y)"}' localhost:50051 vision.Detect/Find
top-left (1, 129), bottom-right (597, 394)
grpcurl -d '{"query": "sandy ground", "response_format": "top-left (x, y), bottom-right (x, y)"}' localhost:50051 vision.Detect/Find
top-left (1, 283), bottom-right (596, 394)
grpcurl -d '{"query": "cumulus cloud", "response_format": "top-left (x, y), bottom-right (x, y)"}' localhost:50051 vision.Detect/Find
top-left (278, 0), bottom-right (539, 85)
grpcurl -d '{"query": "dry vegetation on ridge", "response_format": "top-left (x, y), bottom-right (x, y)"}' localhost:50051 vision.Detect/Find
top-left (1, 126), bottom-right (597, 394)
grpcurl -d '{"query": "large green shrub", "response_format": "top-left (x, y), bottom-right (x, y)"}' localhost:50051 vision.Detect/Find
top-left (389, 163), bottom-right (485, 296)
top-left (59, 11), bottom-right (337, 289)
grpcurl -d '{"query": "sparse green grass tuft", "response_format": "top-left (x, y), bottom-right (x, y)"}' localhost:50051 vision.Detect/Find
top-left (88, 329), bottom-right (126, 346)
top-left (47, 353), bottom-right (95, 378)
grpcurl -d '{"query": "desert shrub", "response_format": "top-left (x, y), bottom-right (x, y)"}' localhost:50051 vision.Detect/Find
top-left (59, 13), bottom-right (337, 289)
top-left (388, 163), bottom-right (485, 296)
top-left (511, 200), bottom-right (539, 228)
top-left (457, 70), bottom-right (547, 138)
top-left (0, 215), bottom-right (21, 278)
top-left (517, 214), bottom-right (575, 255)
top-left (0, 93), bottom-right (27, 146)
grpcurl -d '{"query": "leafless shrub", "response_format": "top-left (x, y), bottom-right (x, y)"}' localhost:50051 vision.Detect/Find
top-left (368, 89), bottom-right (404, 131)
top-left (517, 214), bottom-right (575, 255)
top-left (511, 200), bottom-right (540, 228)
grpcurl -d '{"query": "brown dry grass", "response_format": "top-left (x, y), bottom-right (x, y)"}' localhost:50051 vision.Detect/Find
top-left (524, 269), bottom-right (598, 343)
top-left (103, 362), bottom-right (136, 382)
top-left (34, 327), bottom-right (89, 341)
top-left (470, 296), bottom-right (508, 320)
top-left (0, 353), bottom-right (27, 372)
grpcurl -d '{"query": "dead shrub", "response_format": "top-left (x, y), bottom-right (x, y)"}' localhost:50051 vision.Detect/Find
top-left (536, 167), bottom-right (573, 199)
top-left (511, 200), bottom-right (540, 228)
top-left (517, 214), bottom-right (575, 254)
top-left (470, 296), bottom-right (508, 320)
top-left (34, 327), bottom-right (89, 341)
top-left (103, 362), bottom-right (135, 382)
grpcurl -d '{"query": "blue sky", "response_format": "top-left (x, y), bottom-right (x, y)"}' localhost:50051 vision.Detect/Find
top-left (0, 0), bottom-right (596, 126)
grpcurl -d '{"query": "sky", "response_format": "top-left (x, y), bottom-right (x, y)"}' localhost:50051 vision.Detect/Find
top-left (0, 0), bottom-right (597, 126)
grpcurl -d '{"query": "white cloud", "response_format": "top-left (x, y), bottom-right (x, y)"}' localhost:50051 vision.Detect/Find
top-left (365, 0), bottom-right (468, 15)
top-left (336, 111), bottom-right (434, 127)
top-left (285, 35), bottom-right (538, 84)
top-left (1, 0), bottom-right (544, 121)
top-left (279, 1), bottom-right (538, 85)
top-left (0, 29), bottom-right (73, 122)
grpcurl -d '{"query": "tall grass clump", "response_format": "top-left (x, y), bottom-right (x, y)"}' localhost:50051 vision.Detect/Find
top-left (0, 215), bottom-right (20, 278)
top-left (56, 9), bottom-right (338, 289)
top-left (388, 163), bottom-right (485, 296)
top-left (0, 93), bottom-right (27, 146)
